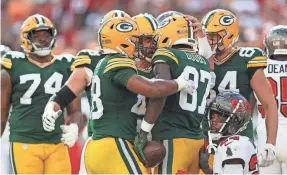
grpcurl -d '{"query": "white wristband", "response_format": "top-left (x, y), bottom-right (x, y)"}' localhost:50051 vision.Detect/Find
top-left (174, 77), bottom-right (185, 92)
top-left (141, 119), bottom-right (154, 133)
top-left (198, 36), bottom-right (213, 59)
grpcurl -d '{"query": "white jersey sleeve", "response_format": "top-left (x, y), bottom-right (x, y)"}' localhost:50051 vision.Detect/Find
top-left (213, 135), bottom-right (259, 175)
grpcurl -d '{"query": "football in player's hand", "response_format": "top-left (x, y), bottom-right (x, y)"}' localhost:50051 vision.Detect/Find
top-left (144, 141), bottom-right (166, 168)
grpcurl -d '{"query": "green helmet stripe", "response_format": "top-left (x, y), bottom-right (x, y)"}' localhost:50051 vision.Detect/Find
top-left (202, 11), bottom-right (216, 26)
top-left (144, 16), bottom-right (156, 32)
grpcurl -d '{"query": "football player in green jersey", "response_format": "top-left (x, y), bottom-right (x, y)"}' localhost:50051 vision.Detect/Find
top-left (0, 14), bottom-right (82, 174)
top-left (42, 17), bottom-right (195, 174)
top-left (135, 15), bottom-right (212, 174)
top-left (197, 9), bottom-right (277, 169)
top-left (79, 10), bottom-right (132, 138)
top-left (132, 13), bottom-right (158, 130)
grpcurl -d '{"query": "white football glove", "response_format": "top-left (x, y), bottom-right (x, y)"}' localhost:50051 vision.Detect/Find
top-left (175, 75), bottom-right (197, 95)
top-left (42, 101), bottom-right (62, 132)
top-left (60, 123), bottom-right (79, 148)
top-left (258, 143), bottom-right (276, 167)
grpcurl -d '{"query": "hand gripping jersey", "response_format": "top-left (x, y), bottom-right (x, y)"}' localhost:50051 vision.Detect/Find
top-left (151, 47), bottom-right (211, 140)
top-left (1, 51), bottom-right (74, 143)
top-left (214, 135), bottom-right (259, 174)
top-left (71, 49), bottom-right (106, 137)
top-left (210, 47), bottom-right (267, 139)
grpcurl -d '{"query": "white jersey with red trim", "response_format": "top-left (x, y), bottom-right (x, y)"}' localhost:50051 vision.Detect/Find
top-left (213, 135), bottom-right (259, 174)
top-left (256, 59), bottom-right (287, 126)
top-left (255, 59), bottom-right (287, 174)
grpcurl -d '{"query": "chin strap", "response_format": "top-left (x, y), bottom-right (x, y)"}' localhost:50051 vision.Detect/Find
top-left (207, 131), bottom-right (219, 153)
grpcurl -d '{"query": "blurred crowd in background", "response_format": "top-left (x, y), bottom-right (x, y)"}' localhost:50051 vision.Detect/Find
top-left (2, 0), bottom-right (287, 55)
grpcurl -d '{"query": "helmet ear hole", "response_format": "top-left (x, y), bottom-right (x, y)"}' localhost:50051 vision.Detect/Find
top-left (121, 44), bottom-right (129, 48)
top-left (110, 24), bottom-right (114, 30)
top-left (162, 37), bottom-right (169, 43)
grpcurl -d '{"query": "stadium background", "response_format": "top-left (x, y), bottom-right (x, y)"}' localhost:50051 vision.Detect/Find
top-left (1, 0), bottom-right (287, 174)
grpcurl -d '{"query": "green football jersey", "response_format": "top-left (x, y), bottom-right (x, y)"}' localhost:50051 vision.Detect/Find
top-left (1, 51), bottom-right (74, 143)
top-left (151, 47), bottom-right (211, 140)
top-left (210, 47), bottom-right (267, 139)
top-left (89, 54), bottom-right (138, 141)
top-left (72, 49), bottom-right (106, 137)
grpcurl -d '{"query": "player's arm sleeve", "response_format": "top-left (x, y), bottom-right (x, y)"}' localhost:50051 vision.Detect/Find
top-left (103, 57), bottom-right (138, 87)
top-left (0, 54), bottom-right (12, 73)
top-left (246, 48), bottom-right (267, 80)
top-left (71, 51), bottom-right (92, 71)
top-left (151, 48), bottom-right (179, 71)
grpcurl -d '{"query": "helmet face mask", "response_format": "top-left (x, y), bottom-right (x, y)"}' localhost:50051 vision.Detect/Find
top-left (20, 14), bottom-right (56, 57)
top-left (133, 13), bottom-right (158, 61)
top-left (264, 25), bottom-right (287, 59)
top-left (206, 30), bottom-right (228, 54)
top-left (134, 35), bottom-right (155, 60)
top-left (206, 91), bottom-right (251, 140)
top-left (202, 9), bottom-right (239, 55)
top-left (28, 29), bottom-right (54, 56)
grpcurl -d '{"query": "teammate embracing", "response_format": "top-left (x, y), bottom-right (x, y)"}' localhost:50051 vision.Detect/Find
top-left (42, 16), bottom-right (195, 174)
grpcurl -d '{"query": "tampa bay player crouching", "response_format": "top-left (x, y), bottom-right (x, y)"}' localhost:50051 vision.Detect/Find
top-left (42, 16), bottom-right (195, 174)
top-left (1, 14), bottom-right (82, 174)
top-left (201, 91), bottom-right (259, 174)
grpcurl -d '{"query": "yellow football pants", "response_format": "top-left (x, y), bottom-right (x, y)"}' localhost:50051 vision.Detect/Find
top-left (154, 138), bottom-right (204, 174)
top-left (10, 142), bottom-right (71, 174)
top-left (84, 137), bottom-right (148, 174)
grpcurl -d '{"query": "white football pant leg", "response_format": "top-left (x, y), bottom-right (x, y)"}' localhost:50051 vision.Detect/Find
top-left (79, 137), bottom-right (92, 175)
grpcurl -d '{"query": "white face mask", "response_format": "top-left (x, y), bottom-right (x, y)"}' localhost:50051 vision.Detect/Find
top-left (31, 37), bottom-right (55, 56)
top-left (33, 49), bottom-right (52, 56)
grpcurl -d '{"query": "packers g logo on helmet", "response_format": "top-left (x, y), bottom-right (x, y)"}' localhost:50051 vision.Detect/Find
top-left (158, 18), bottom-right (171, 29)
top-left (219, 15), bottom-right (234, 26)
top-left (116, 22), bottom-right (133, 32)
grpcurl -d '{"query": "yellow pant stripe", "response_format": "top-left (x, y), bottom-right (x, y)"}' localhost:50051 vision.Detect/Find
top-left (115, 138), bottom-right (134, 174)
top-left (115, 138), bottom-right (142, 174)
top-left (121, 139), bottom-right (142, 174)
